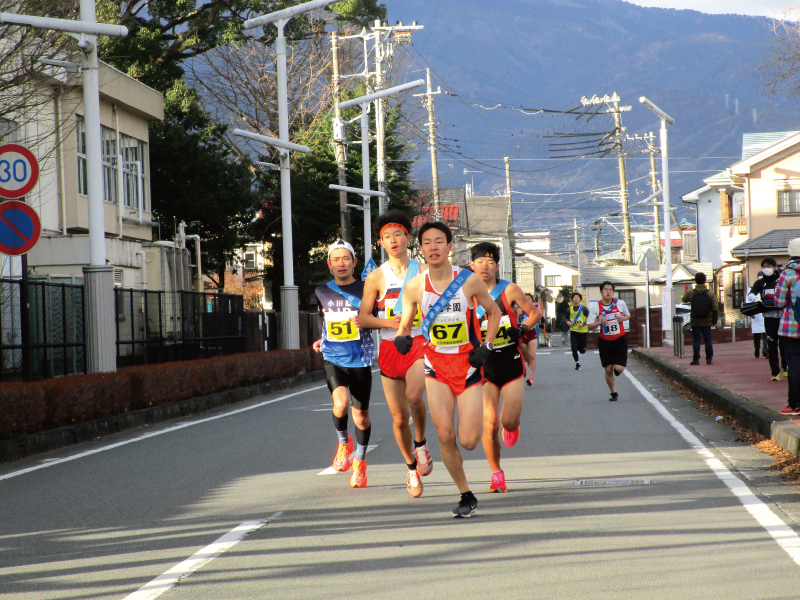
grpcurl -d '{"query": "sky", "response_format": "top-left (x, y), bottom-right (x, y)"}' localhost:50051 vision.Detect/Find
top-left (624, 0), bottom-right (796, 18)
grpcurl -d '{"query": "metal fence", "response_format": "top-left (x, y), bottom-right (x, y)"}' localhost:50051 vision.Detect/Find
top-left (0, 278), bottom-right (86, 381)
top-left (115, 289), bottom-right (245, 367)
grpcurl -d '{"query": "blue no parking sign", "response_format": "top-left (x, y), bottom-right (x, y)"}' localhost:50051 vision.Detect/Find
top-left (0, 200), bottom-right (41, 256)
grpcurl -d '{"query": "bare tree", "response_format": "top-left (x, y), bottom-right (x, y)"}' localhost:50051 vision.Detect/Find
top-left (757, 7), bottom-right (800, 97)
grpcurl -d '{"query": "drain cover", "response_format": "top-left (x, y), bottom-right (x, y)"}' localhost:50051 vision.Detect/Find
top-left (574, 478), bottom-right (651, 486)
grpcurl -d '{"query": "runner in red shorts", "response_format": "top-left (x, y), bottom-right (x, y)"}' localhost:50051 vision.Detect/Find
top-left (359, 212), bottom-right (432, 498)
top-left (394, 222), bottom-right (501, 518)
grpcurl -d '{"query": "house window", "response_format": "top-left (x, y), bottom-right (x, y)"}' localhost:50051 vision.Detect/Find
top-left (0, 119), bottom-right (20, 143)
top-left (245, 253), bottom-right (255, 270)
top-left (778, 190), bottom-right (800, 215)
top-left (545, 275), bottom-right (561, 287)
top-left (733, 272), bottom-right (744, 308)
top-left (616, 289), bottom-right (636, 309)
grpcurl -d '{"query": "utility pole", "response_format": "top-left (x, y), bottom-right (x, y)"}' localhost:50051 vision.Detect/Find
top-left (612, 98), bottom-right (632, 262)
top-left (416, 69), bottom-right (442, 219)
top-left (373, 21), bottom-right (386, 213)
top-left (594, 220), bottom-right (602, 260)
top-left (330, 31), bottom-right (350, 243)
top-left (646, 131), bottom-right (662, 264)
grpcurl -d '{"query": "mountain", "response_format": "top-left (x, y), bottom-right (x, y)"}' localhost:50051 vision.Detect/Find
top-left (386, 0), bottom-right (798, 253)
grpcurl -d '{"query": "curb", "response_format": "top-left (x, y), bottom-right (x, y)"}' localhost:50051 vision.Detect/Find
top-left (0, 370), bottom-right (325, 465)
top-left (632, 348), bottom-right (800, 456)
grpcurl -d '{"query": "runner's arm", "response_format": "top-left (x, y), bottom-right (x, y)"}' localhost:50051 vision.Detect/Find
top-left (466, 274), bottom-right (501, 343)
top-left (587, 303), bottom-right (604, 330)
top-left (358, 269), bottom-right (396, 330)
top-left (397, 276), bottom-right (422, 337)
top-left (507, 283), bottom-right (541, 328)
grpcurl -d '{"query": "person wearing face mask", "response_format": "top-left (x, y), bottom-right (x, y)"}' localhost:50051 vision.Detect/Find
top-left (750, 257), bottom-right (787, 381)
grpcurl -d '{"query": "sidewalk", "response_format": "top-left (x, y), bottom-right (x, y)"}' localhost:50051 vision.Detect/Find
top-left (634, 341), bottom-right (800, 456)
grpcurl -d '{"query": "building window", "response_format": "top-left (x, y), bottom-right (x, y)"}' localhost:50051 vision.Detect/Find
top-left (733, 272), bottom-right (744, 308)
top-left (245, 252), bottom-right (255, 270)
top-left (545, 275), bottom-right (561, 287)
top-left (616, 289), bottom-right (636, 309)
top-left (778, 190), bottom-right (800, 215)
top-left (0, 119), bottom-right (20, 143)
top-left (77, 117), bottom-right (87, 196)
top-left (102, 126), bottom-right (118, 204)
top-left (120, 132), bottom-right (149, 212)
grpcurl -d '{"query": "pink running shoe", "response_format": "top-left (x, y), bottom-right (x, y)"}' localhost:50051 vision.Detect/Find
top-left (489, 470), bottom-right (507, 493)
top-left (414, 442), bottom-right (434, 476)
top-left (502, 426), bottom-right (520, 448)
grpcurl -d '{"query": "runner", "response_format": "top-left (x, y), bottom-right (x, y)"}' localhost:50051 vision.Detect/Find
top-left (359, 212), bottom-right (433, 499)
top-left (394, 222), bottom-right (501, 517)
top-left (469, 242), bottom-right (541, 493)
top-left (587, 281), bottom-right (631, 401)
top-left (312, 239), bottom-right (374, 488)
top-left (567, 292), bottom-right (589, 371)
top-left (519, 292), bottom-right (541, 386)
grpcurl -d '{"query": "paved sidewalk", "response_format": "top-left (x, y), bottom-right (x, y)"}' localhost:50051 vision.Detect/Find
top-left (646, 341), bottom-right (795, 420)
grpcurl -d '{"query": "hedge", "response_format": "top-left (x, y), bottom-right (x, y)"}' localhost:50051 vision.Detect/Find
top-left (0, 348), bottom-right (322, 440)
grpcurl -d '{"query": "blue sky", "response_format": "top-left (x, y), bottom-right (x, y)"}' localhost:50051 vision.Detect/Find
top-left (624, 0), bottom-right (793, 18)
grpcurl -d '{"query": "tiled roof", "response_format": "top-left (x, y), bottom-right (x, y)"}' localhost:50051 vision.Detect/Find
top-left (412, 204), bottom-right (460, 229)
top-left (581, 263), bottom-right (713, 286)
top-left (742, 132), bottom-right (799, 160)
top-left (731, 229), bottom-right (800, 255)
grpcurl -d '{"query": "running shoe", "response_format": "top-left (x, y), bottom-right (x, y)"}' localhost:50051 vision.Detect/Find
top-left (781, 406), bottom-right (800, 416)
top-left (407, 468), bottom-right (423, 498)
top-left (489, 470), bottom-right (507, 493)
top-left (349, 459), bottom-right (368, 488)
top-left (333, 435), bottom-right (353, 472)
top-left (575, 363), bottom-right (581, 371)
top-left (502, 426), bottom-right (520, 447)
top-left (772, 375), bottom-right (781, 382)
top-left (414, 443), bottom-right (434, 476)
top-left (783, 370), bottom-right (789, 378)
top-left (452, 493), bottom-right (478, 518)
top-left (526, 377), bottom-right (533, 387)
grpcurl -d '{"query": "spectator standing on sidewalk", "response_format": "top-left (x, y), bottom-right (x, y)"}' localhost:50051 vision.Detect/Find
top-left (750, 257), bottom-right (786, 379)
top-left (774, 240), bottom-right (800, 415)
top-left (681, 272), bottom-right (720, 366)
top-left (747, 288), bottom-right (767, 359)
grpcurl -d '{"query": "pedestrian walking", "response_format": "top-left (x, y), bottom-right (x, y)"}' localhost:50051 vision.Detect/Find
top-left (774, 239), bottom-right (800, 415)
top-left (747, 289), bottom-right (768, 359)
top-left (681, 272), bottom-right (720, 365)
top-left (750, 257), bottom-right (787, 379)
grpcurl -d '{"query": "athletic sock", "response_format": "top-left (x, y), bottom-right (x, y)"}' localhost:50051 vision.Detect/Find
top-left (407, 460), bottom-right (418, 471)
top-left (332, 413), bottom-right (349, 444)
top-left (461, 491), bottom-right (475, 501)
top-left (414, 438), bottom-right (426, 448)
top-left (355, 425), bottom-right (371, 461)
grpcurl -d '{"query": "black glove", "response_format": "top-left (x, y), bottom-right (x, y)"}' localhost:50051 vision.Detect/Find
top-left (394, 335), bottom-right (413, 355)
top-left (508, 324), bottom-right (529, 342)
top-left (468, 344), bottom-right (492, 369)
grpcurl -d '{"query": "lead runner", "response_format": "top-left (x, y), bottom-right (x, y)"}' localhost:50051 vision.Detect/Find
top-left (394, 221), bottom-right (501, 517)
top-left (359, 212), bottom-right (433, 499)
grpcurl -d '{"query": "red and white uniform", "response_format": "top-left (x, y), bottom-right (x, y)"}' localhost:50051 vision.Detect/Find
top-left (588, 299), bottom-right (629, 340)
top-left (420, 267), bottom-right (482, 395)
top-left (377, 262), bottom-right (425, 380)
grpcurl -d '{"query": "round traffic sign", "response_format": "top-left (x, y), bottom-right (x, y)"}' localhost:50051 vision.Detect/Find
top-left (0, 144), bottom-right (39, 199)
top-left (0, 201), bottom-right (41, 256)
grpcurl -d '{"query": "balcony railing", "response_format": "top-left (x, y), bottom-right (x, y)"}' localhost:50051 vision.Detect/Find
top-left (723, 217), bottom-right (747, 235)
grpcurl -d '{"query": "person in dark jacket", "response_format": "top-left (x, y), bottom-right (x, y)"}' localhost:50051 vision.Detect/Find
top-left (749, 257), bottom-right (787, 380)
top-left (681, 272), bottom-right (720, 365)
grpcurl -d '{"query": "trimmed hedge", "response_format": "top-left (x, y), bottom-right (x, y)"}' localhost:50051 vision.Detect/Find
top-left (0, 348), bottom-right (322, 440)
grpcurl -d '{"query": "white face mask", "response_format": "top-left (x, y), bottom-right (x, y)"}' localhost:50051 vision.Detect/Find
top-left (762, 268), bottom-right (774, 277)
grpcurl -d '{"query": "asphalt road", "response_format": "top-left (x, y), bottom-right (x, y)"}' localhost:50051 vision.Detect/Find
top-left (3, 348), bottom-right (800, 599)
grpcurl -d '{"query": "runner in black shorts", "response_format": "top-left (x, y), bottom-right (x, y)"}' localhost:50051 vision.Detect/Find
top-left (587, 281), bottom-right (631, 401)
top-left (323, 362), bottom-right (372, 410)
top-left (470, 242), bottom-right (541, 493)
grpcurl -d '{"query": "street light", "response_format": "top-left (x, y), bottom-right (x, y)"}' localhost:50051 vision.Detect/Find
top-left (640, 96), bottom-right (675, 346)
top-left (334, 79), bottom-right (424, 263)
top-left (1, 3), bottom-right (128, 373)
top-left (242, 0), bottom-right (339, 350)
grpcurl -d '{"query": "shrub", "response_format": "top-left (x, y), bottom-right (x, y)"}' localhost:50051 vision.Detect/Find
top-left (0, 383), bottom-right (46, 438)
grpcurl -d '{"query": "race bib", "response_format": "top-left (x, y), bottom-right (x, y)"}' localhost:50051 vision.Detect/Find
top-left (481, 315), bottom-right (513, 348)
top-left (386, 299), bottom-right (422, 328)
top-left (602, 317), bottom-right (621, 336)
top-left (325, 310), bottom-right (360, 342)
top-left (429, 313), bottom-right (469, 347)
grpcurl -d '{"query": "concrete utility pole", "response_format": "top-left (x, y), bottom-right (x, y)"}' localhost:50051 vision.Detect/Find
top-left (612, 99), bottom-right (632, 262)
top-left (415, 69), bottom-right (442, 219)
top-left (330, 31), bottom-right (350, 243)
top-left (373, 20), bottom-right (387, 214)
top-left (646, 131), bottom-right (662, 264)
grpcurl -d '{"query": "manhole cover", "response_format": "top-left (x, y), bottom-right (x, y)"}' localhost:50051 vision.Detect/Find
top-left (574, 479), bottom-right (651, 486)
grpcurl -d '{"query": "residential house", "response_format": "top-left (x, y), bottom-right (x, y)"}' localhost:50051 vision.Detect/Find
top-left (516, 251), bottom-right (580, 320)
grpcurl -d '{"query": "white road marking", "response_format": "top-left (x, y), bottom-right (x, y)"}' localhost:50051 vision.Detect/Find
top-left (0, 384), bottom-right (328, 482)
top-left (624, 369), bottom-right (800, 566)
top-left (122, 513), bottom-right (281, 600)
top-left (318, 445), bottom-right (379, 475)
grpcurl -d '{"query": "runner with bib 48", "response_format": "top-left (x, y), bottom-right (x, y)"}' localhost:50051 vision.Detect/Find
top-left (394, 222), bottom-right (501, 518)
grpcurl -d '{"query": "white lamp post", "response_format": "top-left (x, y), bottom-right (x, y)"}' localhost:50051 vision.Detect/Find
top-left (335, 80), bottom-right (424, 263)
top-left (242, 0), bottom-right (338, 349)
top-left (1, 4), bottom-right (128, 373)
top-left (640, 96), bottom-right (675, 345)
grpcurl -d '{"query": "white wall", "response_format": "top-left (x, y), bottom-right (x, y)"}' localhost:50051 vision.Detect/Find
top-left (695, 187), bottom-right (723, 268)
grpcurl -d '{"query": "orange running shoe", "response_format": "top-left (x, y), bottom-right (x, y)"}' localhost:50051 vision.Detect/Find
top-left (333, 435), bottom-right (353, 472)
top-left (407, 468), bottom-right (423, 498)
top-left (414, 442), bottom-right (434, 476)
top-left (489, 470), bottom-right (507, 493)
top-left (502, 426), bottom-right (520, 448)
top-left (350, 459), bottom-right (368, 488)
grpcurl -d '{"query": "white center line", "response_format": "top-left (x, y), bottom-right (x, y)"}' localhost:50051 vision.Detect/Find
top-left (122, 512), bottom-right (281, 600)
top-left (0, 384), bottom-right (328, 482)
top-left (624, 369), bottom-right (800, 566)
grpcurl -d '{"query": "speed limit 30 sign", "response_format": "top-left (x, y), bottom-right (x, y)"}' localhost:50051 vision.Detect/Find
top-left (0, 144), bottom-right (39, 199)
